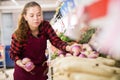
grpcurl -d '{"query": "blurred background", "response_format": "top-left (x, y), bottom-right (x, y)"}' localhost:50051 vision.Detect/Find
top-left (0, 0), bottom-right (57, 80)
top-left (0, 0), bottom-right (120, 80)
top-left (0, 0), bottom-right (56, 46)
top-left (0, 0), bottom-right (57, 68)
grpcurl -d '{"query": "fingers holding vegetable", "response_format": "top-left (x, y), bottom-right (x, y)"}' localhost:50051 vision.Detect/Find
top-left (22, 57), bottom-right (31, 64)
top-left (71, 44), bottom-right (82, 56)
top-left (22, 58), bottom-right (35, 72)
top-left (70, 43), bottom-right (100, 58)
top-left (63, 43), bottom-right (99, 58)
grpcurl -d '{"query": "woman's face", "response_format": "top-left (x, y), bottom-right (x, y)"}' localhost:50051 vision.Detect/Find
top-left (24, 6), bottom-right (43, 30)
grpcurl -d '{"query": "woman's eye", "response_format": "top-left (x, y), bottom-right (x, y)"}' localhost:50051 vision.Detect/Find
top-left (37, 14), bottom-right (41, 16)
top-left (30, 15), bottom-right (34, 17)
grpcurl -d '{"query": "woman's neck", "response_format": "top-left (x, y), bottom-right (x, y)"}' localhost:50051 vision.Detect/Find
top-left (31, 28), bottom-right (39, 37)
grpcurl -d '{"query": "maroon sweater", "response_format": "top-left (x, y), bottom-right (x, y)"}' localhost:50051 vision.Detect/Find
top-left (9, 20), bottom-right (68, 80)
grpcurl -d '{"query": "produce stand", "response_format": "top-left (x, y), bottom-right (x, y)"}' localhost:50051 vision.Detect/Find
top-left (48, 40), bottom-right (120, 80)
top-left (50, 56), bottom-right (120, 80)
top-left (48, 0), bottom-right (120, 80)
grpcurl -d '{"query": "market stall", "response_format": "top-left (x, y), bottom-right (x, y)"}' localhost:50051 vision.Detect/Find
top-left (51, 56), bottom-right (120, 80)
top-left (48, 0), bottom-right (120, 80)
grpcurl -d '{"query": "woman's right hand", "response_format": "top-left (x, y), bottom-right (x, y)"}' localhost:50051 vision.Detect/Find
top-left (24, 61), bottom-right (35, 72)
top-left (16, 59), bottom-right (35, 72)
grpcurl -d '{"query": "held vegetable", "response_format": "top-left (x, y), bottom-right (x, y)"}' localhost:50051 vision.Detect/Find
top-left (22, 57), bottom-right (35, 72)
top-left (25, 62), bottom-right (34, 71)
top-left (22, 58), bottom-right (31, 64)
top-left (71, 45), bottom-right (81, 56)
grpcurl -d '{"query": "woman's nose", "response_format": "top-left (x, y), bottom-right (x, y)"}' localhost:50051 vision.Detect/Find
top-left (34, 15), bottom-right (38, 19)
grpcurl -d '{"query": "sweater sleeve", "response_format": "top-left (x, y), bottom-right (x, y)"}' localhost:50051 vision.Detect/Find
top-left (9, 34), bottom-right (23, 62)
top-left (44, 21), bottom-right (68, 51)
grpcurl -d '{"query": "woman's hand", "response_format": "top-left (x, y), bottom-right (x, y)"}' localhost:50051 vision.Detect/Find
top-left (66, 43), bottom-right (82, 56)
top-left (24, 61), bottom-right (35, 72)
top-left (16, 58), bottom-right (35, 72)
top-left (71, 44), bottom-right (81, 56)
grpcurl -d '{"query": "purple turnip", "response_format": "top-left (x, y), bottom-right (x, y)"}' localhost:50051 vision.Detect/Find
top-left (25, 62), bottom-right (34, 71)
top-left (71, 45), bottom-right (81, 56)
top-left (79, 53), bottom-right (87, 58)
top-left (22, 58), bottom-right (31, 65)
top-left (88, 51), bottom-right (99, 58)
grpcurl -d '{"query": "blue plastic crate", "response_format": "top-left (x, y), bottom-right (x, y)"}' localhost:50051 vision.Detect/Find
top-left (5, 45), bottom-right (14, 68)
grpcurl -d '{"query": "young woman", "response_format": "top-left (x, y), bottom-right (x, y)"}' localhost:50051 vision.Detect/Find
top-left (9, 1), bottom-right (80, 80)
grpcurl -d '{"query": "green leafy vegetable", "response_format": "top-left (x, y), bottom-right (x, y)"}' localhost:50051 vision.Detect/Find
top-left (79, 28), bottom-right (96, 44)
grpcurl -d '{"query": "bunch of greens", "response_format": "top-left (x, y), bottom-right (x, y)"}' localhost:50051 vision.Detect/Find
top-left (58, 33), bottom-right (73, 42)
top-left (79, 28), bottom-right (96, 44)
top-left (51, 52), bottom-right (59, 60)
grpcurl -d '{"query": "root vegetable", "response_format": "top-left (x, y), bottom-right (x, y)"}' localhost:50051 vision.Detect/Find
top-left (96, 57), bottom-right (116, 66)
top-left (22, 57), bottom-right (35, 72)
top-left (53, 74), bottom-right (69, 80)
top-left (70, 73), bottom-right (110, 80)
top-left (22, 58), bottom-right (31, 65)
top-left (111, 75), bottom-right (120, 80)
top-left (51, 56), bottom-right (119, 80)
top-left (79, 53), bottom-right (87, 58)
top-left (82, 44), bottom-right (92, 51)
top-left (81, 51), bottom-right (90, 56)
top-left (66, 53), bottom-right (72, 57)
top-left (52, 57), bottom-right (118, 77)
top-left (58, 50), bottom-right (66, 56)
top-left (60, 61), bottom-right (116, 77)
top-left (71, 45), bottom-right (81, 56)
top-left (87, 51), bottom-right (99, 58)
top-left (25, 62), bottom-right (35, 72)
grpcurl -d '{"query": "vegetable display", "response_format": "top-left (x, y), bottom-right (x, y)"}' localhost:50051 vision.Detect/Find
top-left (51, 56), bottom-right (120, 80)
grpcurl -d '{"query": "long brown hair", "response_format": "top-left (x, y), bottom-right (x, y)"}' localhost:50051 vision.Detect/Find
top-left (14, 1), bottom-right (41, 42)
